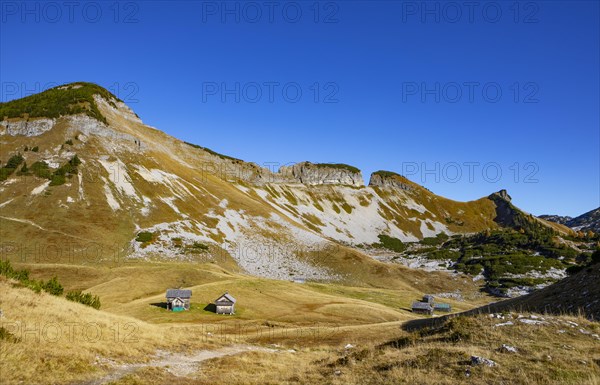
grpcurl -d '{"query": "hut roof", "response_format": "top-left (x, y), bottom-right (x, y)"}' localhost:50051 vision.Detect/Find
top-left (216, 292), bottom-right (236, 303)
top-left (412, 301), bottom-right (433, 310)
top-left (166, 289), bottom-right (192, 299)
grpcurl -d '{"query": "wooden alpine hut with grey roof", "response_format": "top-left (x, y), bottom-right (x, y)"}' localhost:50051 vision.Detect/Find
top-left (166, 289), bottom-right (192, 311)
top-left (215, 292), bottom-right (236, 315)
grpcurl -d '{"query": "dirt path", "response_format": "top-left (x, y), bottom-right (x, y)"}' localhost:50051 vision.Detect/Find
top-left (0, 215), bottom-right (94, 242)
top-left (81, 345), bottom-right (275, 385)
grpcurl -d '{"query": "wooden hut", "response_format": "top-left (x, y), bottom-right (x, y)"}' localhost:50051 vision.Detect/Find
top-left (434, 303), bottom-right (452, 312)
top-left (423, 294), bottom-right (435, 304)
top-left (412, 301), bottom-right (433, 315)
top-left (215, 292), bottom-right (236, 315)
top-left (166, 289), bottom-right (192, 311)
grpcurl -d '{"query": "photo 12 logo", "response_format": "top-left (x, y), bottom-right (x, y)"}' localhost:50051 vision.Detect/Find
top-left (201, 81), bottom-right (339, 104)
top-left (1, 1), bottom-right (140, 23)
top-left (401, 82), bottom-right (540, 104)
top-left (400, 1), bottom-right (540, 24)
top-left (0, 81), bottom-right (140, 104)
top-left (0, 240), bottom-right (134, 265)
top-left (200, 1), bottom-right (340, 24)
top-left (0, 321), bottom-right (139, 343)
top-left (401, 162), bottom-right (540, 184)
top-left (198, 322), bottom-right (340, 343)
top-left (1, 82), bottom-right (60, 101)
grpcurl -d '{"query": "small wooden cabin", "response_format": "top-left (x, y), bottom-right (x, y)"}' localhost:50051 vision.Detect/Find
top-left (166, 289), bottom-right (192, 311)
top-left (412, 301), bottom-right (433, 315)
top-left (434, 303), bottom-right (452, 312)
top-left (423, 295), bottom-right (435, 304)
top-left (215, 292), bottom-right (236, 315)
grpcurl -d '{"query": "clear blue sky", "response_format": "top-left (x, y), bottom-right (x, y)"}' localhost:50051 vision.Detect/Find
top-left (1, 0), bottom-right (598, 216)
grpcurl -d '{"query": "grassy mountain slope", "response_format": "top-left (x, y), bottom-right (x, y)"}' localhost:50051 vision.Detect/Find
top-left (0, 83), bottom-right (575, 288)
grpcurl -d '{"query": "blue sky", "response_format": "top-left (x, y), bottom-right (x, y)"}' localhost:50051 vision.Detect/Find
top-left (1, 0), bottom-right (598, 216)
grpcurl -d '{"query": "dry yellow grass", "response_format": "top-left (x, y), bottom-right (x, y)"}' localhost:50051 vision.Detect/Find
top-left (0, 260), bottom-right (493, 385)
top-left (110, 313), bottom-right (600, 385)
top-left (0, 278), bottom-right (223, 385)
top-left (4, 260), bottom-right (598, 385)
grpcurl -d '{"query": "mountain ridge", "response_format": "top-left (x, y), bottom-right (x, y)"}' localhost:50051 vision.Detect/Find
top-left (0, 82), bottom-right (578, 289)
top-left (541, 208), bottom-right (600, 234)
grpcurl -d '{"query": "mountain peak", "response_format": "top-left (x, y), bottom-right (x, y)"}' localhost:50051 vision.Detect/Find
top-left (489, 189), bottom-right (512, 202)
top-left (0, 82), bottom-right (121, 125)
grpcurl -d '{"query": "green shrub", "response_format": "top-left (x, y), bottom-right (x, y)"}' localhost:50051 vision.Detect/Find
top-left (540, 246), bottom-right (579, 260)
top-left (66, 290), bottom-right (101, 309)
top-left (421, 233), bottom-right (449, 246)
top-left (0, 153), bottom-right (25, 180)
top-left (65, 139), bottom-right (73, 145)
top-left (191, 242), bottom-right (209, 250)
top-left (427, 249), bottom-right (460, 261)
top-left (5, 153), bottom-right (24, 169)
top-left (375, 234), bottom-right (407, 252)
top-left (30, 161), bottom-right (51, 179)
top-left (0, 260), bottom-right (29, 281)
top-left (0, 260), bottom-right (64, 296)
top-left (31, 146), bottom-right (39, 152)
top-left (135, 232), bottom-right (153, 242)
top-left (41, 277), bottom-right (64, 296)
top-left (0, 168), bottom-right (14, 181)
top-left (49, 173), bottom-right (66, 186)
top-left (48, 155), bottom-right (81, 186)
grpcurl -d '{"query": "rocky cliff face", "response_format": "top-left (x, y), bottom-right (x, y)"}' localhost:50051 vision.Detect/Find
top-left (0, 118), bottom-right (56, 137)
top-left (368, 171), bottom-right (414, 191)
top-left (487, 189), bottom-right (521, 228)
top-left (278, 161), bottom-right (364, 187)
